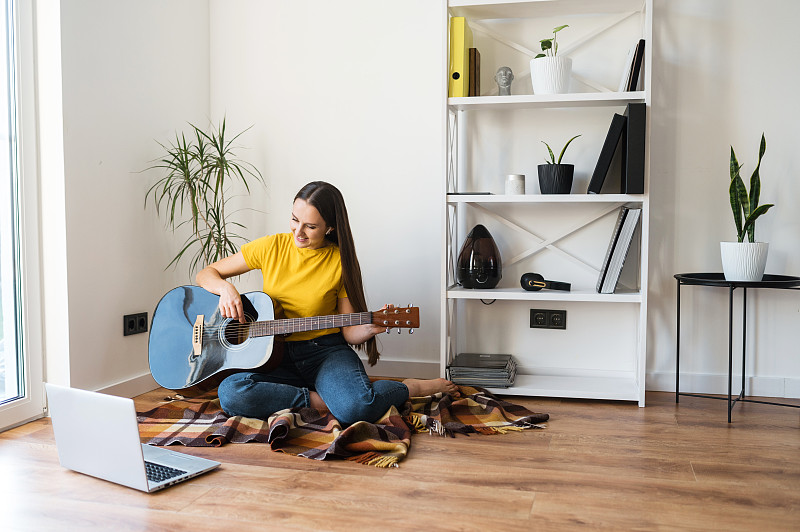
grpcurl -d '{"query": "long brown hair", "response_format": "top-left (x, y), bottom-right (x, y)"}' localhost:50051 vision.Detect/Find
top-left (294, 181), bottom-right (380, 365)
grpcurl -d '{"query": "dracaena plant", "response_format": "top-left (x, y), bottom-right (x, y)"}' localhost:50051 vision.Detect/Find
top-left (542, 135), bottom-right (580, 164)
top-left (729, 133), bottom-right (774, 243)
top-left (535, 25), bottom-right (569, 58)
top-left (144, 118), bottom-right (265, 273)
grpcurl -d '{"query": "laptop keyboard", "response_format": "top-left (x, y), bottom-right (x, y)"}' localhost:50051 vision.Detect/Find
top-left (145, 461), bottom-right (187, 483)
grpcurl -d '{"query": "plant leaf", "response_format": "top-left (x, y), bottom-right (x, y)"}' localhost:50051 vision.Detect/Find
top-left (553, 25), bottom-right (569, 33)
top-left (541, 141), bottom-right (555, 164)
top-left (557, 135), bottom-right (581, 164)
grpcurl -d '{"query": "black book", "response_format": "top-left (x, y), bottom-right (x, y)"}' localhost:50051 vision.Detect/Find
top-left (588, 113), bottom-right (627, 194)
top-left (622, 102), bottom-right (646, 194)
top-left (626, 39), bottom-right (645, 91)
top-left (596, 207), bottom-right (629, 292)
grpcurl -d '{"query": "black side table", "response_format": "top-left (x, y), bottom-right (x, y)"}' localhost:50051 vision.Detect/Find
top-left (674, 273), bottom-right (800, 422)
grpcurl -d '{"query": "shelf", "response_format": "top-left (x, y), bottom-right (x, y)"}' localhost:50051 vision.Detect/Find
top-left (447, 286), bottom-right (642, 302)
top-left (447, 193), bottom-right (644, 204)
top-left (485, 373), bottom-right (640, 402)
top-left (449, 0), bottom-right (647, 20)
top-left (448, 92), bottom-right (645, 111)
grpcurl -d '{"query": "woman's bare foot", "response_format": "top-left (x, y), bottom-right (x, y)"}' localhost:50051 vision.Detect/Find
top-left (402, 378), bottom-right (459, 398)
top-left (309, 391), bottom-right (329, 414)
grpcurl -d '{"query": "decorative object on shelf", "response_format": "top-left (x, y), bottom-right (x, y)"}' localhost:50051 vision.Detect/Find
top-left (457, 224), bottom-right (502, 289)
top-left (447, 353), bottom-right (517, 388)
top-left (494, 66), bottom-right (514, 96)
top-left (721, 133), bottom-right (774, 281)
top-left (520, 273), bottom-right (571, 292)
top-left (530, 25), bottom-right (571, 95)
top-left (504, 174), bottom-right (525, 195)
top-left (618, 39), bottom-right (645, 92)
top-left (537, 135), bottom-right (580, 194)
top-left (143, 118), bottom-right (264, 274)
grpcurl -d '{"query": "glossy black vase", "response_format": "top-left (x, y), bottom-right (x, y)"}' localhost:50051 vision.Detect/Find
top-left (457, 224), bottom-right (502, 289)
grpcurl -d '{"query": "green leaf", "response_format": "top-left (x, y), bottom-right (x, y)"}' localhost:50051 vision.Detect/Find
top-left (553, 25), bottom-right (569, 33)
top-left (557, 135), bottom-right (581, 164)
top-left (541, 141), bottom-right (555, 164)
top-left (540, 39), bottom-right (552, 52)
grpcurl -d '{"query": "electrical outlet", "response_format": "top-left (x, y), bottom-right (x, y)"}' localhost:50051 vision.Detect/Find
top-left (530, 309), bottom-right (567, 330)
top-left (123, 312), bottom-right (148, 336)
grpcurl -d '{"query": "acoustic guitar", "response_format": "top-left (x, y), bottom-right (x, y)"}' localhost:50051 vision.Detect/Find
top-left (148, 286), bottom-right (420, 391)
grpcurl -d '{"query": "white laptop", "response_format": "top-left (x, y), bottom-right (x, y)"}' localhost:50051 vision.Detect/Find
top-left (45, 383), bottom-right (220, 493)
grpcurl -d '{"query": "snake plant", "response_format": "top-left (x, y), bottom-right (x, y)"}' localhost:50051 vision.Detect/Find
top-left (542, 135), bottom-right (581, 164)
top-left (729, 133), bottom-right (774, 243)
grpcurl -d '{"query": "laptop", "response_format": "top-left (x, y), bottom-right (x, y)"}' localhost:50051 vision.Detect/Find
top-left (45, 383), bottom-right (220, 492)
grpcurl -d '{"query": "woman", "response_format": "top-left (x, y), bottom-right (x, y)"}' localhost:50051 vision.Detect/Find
top-left (196, 181), bottom-right (457, 425)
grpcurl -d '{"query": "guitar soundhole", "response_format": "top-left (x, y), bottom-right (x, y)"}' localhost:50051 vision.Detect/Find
top-left (223, 318), bottom-right (252, 346)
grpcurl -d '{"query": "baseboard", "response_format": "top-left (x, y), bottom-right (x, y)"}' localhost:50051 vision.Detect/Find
top-left (647, 371), bottom-right (800, 399)
top-left (96, 372), bottom-right (159, 398)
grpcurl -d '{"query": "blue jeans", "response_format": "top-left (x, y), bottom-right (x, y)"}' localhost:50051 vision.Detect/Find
top-left (217, 332), bottom-right (410, 425)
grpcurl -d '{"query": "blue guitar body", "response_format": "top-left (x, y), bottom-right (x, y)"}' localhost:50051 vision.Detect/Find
top-left (148, 286), bottom-right (278, 392)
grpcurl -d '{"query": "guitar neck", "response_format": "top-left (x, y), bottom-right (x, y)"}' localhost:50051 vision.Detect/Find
top-left (249, 312), bottom-right (372, 337)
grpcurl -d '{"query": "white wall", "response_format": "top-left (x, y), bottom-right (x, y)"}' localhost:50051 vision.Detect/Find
top-left (44, 0), bottom-right (210, 392)
top-left (46, 0), bottom-right (800, 397)
top-left (647, 0), bottom-right (800, 397)
top-left (207, 0), bottom-right (445, 376)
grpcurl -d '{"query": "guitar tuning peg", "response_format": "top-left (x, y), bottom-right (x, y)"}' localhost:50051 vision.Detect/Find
top-left (397, 328), bottom-right (401, 334)
top-left (409, 328), bottom-right (414, 334)
top-left (385, 327), bottom-right (392, 334)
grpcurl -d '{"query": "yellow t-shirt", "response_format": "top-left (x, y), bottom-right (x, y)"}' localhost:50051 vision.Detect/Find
top-left (240, 233), bottom-right (348, 341)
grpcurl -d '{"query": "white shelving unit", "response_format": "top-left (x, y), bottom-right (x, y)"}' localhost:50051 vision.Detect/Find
top-left (441, 0), bottom-right (652, 406)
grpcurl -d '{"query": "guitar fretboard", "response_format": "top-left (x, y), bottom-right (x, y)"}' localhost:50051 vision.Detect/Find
top-left (249, 312), bottom-right (373, 337)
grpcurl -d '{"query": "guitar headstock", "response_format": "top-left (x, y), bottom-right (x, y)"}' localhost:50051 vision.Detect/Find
top-left (372, 306), bottom-right (420, 333)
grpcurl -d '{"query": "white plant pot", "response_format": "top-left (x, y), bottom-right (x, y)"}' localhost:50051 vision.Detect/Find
top-left (530, 56), bottom-right (572, 95)
top-left (720, 241), bottom-right (769, 281)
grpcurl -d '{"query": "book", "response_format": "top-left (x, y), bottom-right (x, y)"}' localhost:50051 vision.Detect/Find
top-left (447, 353), bottom-right (517, 388)
top-left (626, 39), bottom-right (645, 91)
top-left (617, 43), bottom-right (637, 91)
top-left (448, 17), bottom-right (473, 98)
top-left (468, 47), bottom-right (480, 97)
top-left (587, 113), bottom-right (627, 194)
top-left (597, 207), bottom-right (641, 293)
top-left (622, 102), bottom-right (646, 194)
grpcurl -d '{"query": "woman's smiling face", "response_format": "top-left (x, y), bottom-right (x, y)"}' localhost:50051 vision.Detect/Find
top-left (290, 198), bottom-right (331, 249)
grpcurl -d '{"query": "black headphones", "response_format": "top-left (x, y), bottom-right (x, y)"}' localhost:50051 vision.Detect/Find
top-left (520, 273), bottom-right (571, 292)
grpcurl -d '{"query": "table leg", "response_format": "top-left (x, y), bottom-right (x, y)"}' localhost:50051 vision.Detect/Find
top-left (728, 285), bottom-right (734, 423)
top-left (741, 287), bottom-right (747, 400)
top-left (676, 279), bottom-right (681, 403)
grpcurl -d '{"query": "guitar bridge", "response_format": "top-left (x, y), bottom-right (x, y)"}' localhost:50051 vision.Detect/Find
top-left (192, 315), bottom-right (204, 358)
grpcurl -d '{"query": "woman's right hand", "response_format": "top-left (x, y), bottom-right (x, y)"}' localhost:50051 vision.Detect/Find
top-left (218, 282), bottom-right (246, 323)
top-left (195, 252), bottom-right (253, 324)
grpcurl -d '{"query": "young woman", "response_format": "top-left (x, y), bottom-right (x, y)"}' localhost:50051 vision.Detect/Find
top-left (196, 181), bottom-right (457, 425)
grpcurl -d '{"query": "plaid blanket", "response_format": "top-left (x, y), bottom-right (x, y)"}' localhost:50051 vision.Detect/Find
top-left (137, 386), bottom-right (549, 468)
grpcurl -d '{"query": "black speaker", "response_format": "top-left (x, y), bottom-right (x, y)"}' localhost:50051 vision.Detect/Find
top-left (457, 224), bottom-right (502, 289)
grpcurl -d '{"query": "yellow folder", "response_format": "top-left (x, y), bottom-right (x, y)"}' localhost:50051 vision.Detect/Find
top-left (449, 17), bottom-right (473, 98)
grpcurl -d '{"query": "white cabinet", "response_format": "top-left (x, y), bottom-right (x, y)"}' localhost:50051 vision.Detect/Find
top-left (441, 0), bottom-right (651, 406)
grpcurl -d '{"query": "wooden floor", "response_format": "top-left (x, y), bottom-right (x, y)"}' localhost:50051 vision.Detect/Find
top-left (1, 390), bottom-right (799, 531)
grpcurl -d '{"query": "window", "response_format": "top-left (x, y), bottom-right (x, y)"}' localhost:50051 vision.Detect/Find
top-left (0, 0), bottom-right (43, 431)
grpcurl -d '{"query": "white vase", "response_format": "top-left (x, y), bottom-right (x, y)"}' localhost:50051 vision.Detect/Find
top-left (720, 241), bottom-right (769, 281)
top-left (530, 56), bottom-right (572, 95)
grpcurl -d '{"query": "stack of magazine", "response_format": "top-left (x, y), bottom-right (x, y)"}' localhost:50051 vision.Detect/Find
top-left (447, 353), bottom-right (517, 388)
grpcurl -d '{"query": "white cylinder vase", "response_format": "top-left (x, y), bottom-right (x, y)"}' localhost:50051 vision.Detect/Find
top-left (530, 56), bottom-right (572, 95)
top-left (720, 241), bottom-right (769, 281)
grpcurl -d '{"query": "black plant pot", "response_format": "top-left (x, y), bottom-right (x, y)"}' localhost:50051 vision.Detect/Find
top-left (537, 163), bottom-right (574, 194)
top-left (457, 224), bottom-right (502, 289)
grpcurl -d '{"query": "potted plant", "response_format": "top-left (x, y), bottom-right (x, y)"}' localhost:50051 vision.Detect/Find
top-left (720, 133), bottom-right (774, 281)
top-left (144, 118), bottom-right (265, 274)
top-left (537, 135), bottom-right (580, 194)
top-left (530, 25), bottom-right (571, 95)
